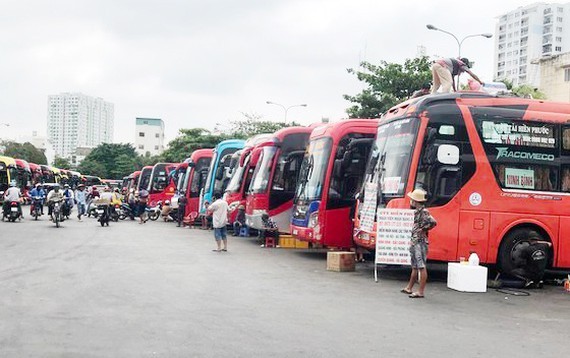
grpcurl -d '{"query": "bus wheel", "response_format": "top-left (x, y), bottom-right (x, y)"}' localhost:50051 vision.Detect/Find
top-left (498, 228), bottom-right (547, 277)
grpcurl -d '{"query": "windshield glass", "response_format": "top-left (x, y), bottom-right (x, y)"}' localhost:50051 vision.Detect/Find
top-left (250, 146), bottom-right (277, 193)
top-left (203, 150), bottom-right (218, 194)
top-left (176, 168), bottom-right (187, 192)
top-left (226, 156), bottom-right (248, 193)
top-left (294, 138), bottom-right (332, 202)
top-left (181, 166), bottom-right (192, 193)
top-left (370, 117), bottom-right (419, 199)
top-left (139, 169), bottom-right (152, 191)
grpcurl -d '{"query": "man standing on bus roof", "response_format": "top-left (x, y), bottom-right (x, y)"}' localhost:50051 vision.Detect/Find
top-left (431, 57), bottom-right (484, 94)
top-left (401, 189), bottom-right (437, 298)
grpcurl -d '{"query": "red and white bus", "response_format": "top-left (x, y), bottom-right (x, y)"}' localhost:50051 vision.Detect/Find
top-left (148, 163), bottom-right (178, 207)
top-left (179, 149), bottom-right (213, 224)
top-left (137, 166), bottom-right (153, 192)
top-left (291, 119), bottom-right (377, 248)
top-left (245, 126), bottom-right (314, 232)
top-left (28, 163), bottom-right (43, 186)
top-left (353, 92), bottom-right (570, 277)
top-left (225, 134), bottom-right (272, 223)
top-left (126, 171), bottom-right (141, 193)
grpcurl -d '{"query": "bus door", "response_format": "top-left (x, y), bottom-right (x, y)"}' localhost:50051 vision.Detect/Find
top-left (413, 109), bottom-right (475, 262)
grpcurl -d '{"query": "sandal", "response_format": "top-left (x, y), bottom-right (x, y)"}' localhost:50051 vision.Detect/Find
top-left (400, 288), bottom-right (413, 294)
top-left (212, 249), bottom-right (221, 252)
top-left (221, 249), bottom-right (227, 252)
top-left (409, 293), bottom-right (424, 298)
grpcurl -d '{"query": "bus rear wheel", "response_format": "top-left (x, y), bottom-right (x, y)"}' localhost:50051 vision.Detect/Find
top-left (498, 228), bottom-right (548, 278)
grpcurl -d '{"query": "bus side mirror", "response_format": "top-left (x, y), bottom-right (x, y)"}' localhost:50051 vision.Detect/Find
top-left (437, 144), bottom-right (460, 165)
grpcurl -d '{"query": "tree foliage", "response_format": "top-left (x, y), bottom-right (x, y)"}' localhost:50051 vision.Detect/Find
top-left (160, 128), bottom-right (231, 163)
top-left (0, 141), bottom-right (48, 164)
top-left (78, 143), bottom-right (139, 179)
top-left (344, 56), bottom-right (432, 118)
top-left (512, 85), bottom-right (547, 100)
top-left (52, 156), bottom-right (72, 169)
top-left (229, 112), bottom-right (296, 139)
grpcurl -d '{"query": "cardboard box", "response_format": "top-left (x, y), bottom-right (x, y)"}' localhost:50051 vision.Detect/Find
top-left (447, 263), bottom-right (488, 292)
top-left (279, 236), bottom-right (296, 248)
top-left (295, 239), bottom-right (309, 249)
top-left (327, 251), bottom-right (355, 272)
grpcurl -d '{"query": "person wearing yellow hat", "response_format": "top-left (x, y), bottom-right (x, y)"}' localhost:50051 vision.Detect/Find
top-left (401, 188), bottom-right (437, 298)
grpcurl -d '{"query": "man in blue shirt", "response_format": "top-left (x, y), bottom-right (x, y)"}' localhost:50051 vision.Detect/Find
top-left (29, 183), bottom-right (46, 215)
top-left (75, 184), bottom-right (87, 221)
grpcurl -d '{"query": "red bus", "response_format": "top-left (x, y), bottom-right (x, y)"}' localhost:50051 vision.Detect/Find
top-left (225, 134), bottom-right (272, 223)
top-left (137, 166), bottom-right (153, 192)
top-left (245, 126), bottom-right (314, 232)
top-left (39, 165), bottom-right (55, 183)
top-left (353, 92), bottom-right (570, 278)
top-left (28, 163), bottom-right (43, 186)
top-left (15, 159), bottom-right (32, 195)
top-left (179, 149), bottom-right (213, 224)
top-left (126, 171), bottom-right (141, 193)
top-left (148, 163), bottom-right (178, 207)
top-left (291, 119), bottom-right (377, 248)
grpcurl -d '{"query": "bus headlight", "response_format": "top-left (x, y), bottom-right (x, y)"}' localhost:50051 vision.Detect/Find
top-left (308, 211), bottom-right (318, 228)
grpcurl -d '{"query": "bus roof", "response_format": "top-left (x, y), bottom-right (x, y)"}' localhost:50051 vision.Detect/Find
top-left (270, 126), bottom-right (314, 143)
top-left (190, 148), bottom-right (214, 162)
top-left (14, 159), bottom-right (31, 171)
top-left (384, 92), bottom-right (570, 122)
top-left (309, 119), bottom-right (378, 139)
top-left (215, 139), bottom-right (245, 151)
top-left (0, 155), bottom-right (16, 167)
top-left (28, 163), bottom-right (41, 171)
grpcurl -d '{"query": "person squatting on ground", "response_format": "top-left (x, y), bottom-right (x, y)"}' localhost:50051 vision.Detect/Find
top-left (232, 205), bottom-right (247, 236)
top-left (431, 57), bottom-right (483, 94)
top-left (402, 189), bottom-right (437, 298)
top-left (161, 200), bottom-right (174, 222)
top-left (75, 184), bottom-right (87, 220)
top-left (510, 232), bottom-right (553, 288)
top-left (208, 194), bottom-right (229, 252)
top-left (259, 213), bottom-right (279, 247)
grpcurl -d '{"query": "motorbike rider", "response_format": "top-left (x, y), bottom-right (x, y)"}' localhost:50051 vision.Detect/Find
top-left (63, 184), bottom-right (75, 217)
top-left (110, 188), bottom-right (122, 217)
top-left (46, 184), bottom-right (65, 219)
top-left (29, 183), bottom-right (46, 215)
top-left (75, 184), bottom-right (87, 220)
top-left (3, 181), bottom-right (23, 219)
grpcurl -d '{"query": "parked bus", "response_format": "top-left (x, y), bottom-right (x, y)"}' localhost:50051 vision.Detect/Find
top-left (39, 165), bottom-right (55, 183)
top-left (177, 149), bottom-right (213, 224)
top-left (352, 92), bottom-right (570, 278)
top-left (68, 170), bottom-right (82, 189)
top-left (15, 159), bottom-right (33, 193)
top-left (147, 163), bottom-right (178, 207)
top-left (291, 119), bottom-right (377, 248)
top-left (83, 175), bottom-right (102, 187)
top-left (126, 171), bottom-right (141, 193)
top-left (225, 134), bottom-right (272, 223)
top-left (28, 163), bottom-right (43, 186)
top-left (0, 156), bottom-right (18, 193)
top-left (245, 126), bottom-right (313, 232)
top-left (137, 166), bottom-right (153, 192)
top-left (201, 139), bottom-right (245, 212)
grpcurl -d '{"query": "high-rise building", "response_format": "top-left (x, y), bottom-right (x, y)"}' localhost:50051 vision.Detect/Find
top-left (494, 2), bottom-right (570, 87)
top-left (47, 92), bottom-right (114, 160)
top-left (135, 118), bottom-right (165, 156)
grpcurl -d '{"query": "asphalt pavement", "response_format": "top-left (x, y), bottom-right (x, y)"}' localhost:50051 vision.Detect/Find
top-left (0, 213), bottom-right (568, 357)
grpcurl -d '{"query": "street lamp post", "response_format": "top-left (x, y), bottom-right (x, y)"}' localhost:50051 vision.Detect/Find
top-left (426, 24), bottom-right (493, 58)
top-left (266, 101), bottom-right (307, 124)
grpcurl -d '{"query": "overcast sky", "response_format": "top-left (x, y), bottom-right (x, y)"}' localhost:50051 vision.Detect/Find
top-left (0, 0), bottom-right (543, 144)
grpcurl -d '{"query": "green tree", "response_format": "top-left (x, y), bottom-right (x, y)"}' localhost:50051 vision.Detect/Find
top-left (52, 156), bottom-right (72, 169)
top-left (78, 143), bottom-right (139, 179)
top-left (344, 56), bottom-right (432, 118)
top-left (0, 141), bottom-right (48, 164)
top-left (512, 85), bottom-right (546, 99)
top-left (229, 112), bottom-right (295, 138)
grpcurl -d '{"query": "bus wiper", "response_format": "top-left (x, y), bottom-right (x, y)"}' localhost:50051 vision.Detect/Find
top-left (377, 152), bottom-right (386, 205)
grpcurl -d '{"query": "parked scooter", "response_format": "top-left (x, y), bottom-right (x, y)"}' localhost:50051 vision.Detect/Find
top-left (111, 203), bottom-right (120, 222)
top-left (87, 201), bottom-right (98, 218)
top-left (148, 202), bottom-right (161, 221)
top-left (118, 203), bottom-right (135, 220)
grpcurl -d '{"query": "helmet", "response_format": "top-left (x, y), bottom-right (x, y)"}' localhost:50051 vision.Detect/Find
top-left (64, 184), bottom-right (70, 188)
top-left (53, 184), bottom-right (60, 191)
top-left (9, 181), bottom-right (16, 187)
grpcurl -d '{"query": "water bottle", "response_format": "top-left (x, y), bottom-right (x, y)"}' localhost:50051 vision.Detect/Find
top-left (468, 252), bottom-right (480, 266)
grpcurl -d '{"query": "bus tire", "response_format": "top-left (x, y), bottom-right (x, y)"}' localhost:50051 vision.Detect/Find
top-left (498, 227), bottom-right (548, 276)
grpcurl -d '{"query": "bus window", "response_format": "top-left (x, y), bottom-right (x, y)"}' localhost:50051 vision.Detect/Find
top-left (562, 166), bottom-right (570, 192)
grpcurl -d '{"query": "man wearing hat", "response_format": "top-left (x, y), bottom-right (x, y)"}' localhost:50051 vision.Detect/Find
top-left (75, 184), bottom-right (87, 221)
top-left (401, 188), bottom-right (437, 298)
top-left (431, 57), bottom-right (483, 93)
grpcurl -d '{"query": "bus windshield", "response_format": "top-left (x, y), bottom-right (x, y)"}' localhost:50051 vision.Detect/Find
top-left (139, 169), bottom-right (152, 191)
top-left (372, 117), bottom-right (419, 200)
top-left (203, 151), bottom-right (218, 194)
top-left (295, 138), bottom-right (332, 202)
top-left (250, 146), bottom-right (277, 194)
top-left (226, 157), bottom-right (248, 193)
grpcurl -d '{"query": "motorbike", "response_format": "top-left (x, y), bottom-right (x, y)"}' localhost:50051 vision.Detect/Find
top-left (51, 199), bottom-right (64, 228)
top-left (87, 201), bottom-right (99, 218)
top-left (111, 203), bottom-right (120, 222)
top-left (31, 196), bottom-right (43, 220)
top-left (148, 202), bottom-right (161, 221)
top-left (118, 203), bottom-right (135, 220)
top-left (62, 199), bottom-right (73, 219)
top-left (97, 203), bottom-right (110, 227)
top-left (3, 201), bottom-right (21, 222)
